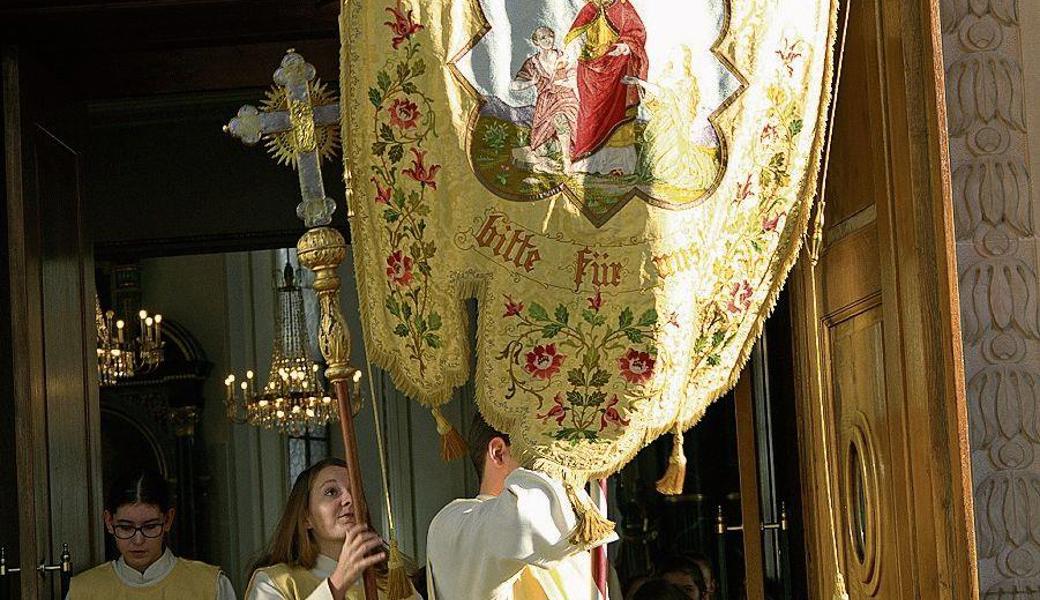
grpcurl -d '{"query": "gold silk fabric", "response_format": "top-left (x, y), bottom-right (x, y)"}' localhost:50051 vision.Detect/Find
top-left (342, 0), bottom-right (839, 483)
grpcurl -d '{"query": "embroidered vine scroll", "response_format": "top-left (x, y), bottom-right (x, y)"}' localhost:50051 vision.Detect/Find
top-left (343, 0), bottom-right (839, 483)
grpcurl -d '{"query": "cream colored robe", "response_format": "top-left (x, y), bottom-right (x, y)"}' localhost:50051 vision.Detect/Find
top-left (426, 469), bottom-right (620, 600)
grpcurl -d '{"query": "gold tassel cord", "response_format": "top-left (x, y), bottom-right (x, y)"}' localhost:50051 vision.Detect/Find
top-left (431, 405), bottom-right (468, 462)
top-left (655, 428), bottom-right (687, 495)
top-left (386, 539), bottom-right (414, 600)
top-left (564, 483), bottom-right (616, 548)
top-left (808, 1), bottom-right (852, 598)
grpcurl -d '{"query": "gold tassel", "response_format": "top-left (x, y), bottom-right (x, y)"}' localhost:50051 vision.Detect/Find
top-left (833, 573), bottom-right (849, 600)
top-left (656, 428), bottom-right (687, 495)
top-left (564, 483), bottom-right (615, 548)
top-left (386, 539), bottom-right (414, 600)
top-left (431, 406), bottom-right (467, 462)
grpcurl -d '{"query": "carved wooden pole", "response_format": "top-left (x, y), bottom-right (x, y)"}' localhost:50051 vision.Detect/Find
top-left (297, 227), bottom-right (379, 600)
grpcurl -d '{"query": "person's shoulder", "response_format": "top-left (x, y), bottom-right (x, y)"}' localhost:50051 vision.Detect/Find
top-left (505, 468), bottom-right (567, 496)
top-left (175, 556), bottom-right (222, 578)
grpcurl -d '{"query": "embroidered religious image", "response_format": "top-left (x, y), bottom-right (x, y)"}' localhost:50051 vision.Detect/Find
top-left (453, 0), bottom-right (742, 226)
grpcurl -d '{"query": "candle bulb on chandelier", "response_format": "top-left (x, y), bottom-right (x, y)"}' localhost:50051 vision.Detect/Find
top-left (116, 319), bottom-right (125, 344)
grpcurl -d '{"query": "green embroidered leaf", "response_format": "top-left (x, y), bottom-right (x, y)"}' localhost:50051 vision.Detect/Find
top-left (790, 118), bottom-right (804, 136)
top-left (624, 328), bottom-right (644, 343)
top-left (415, 316), bottom-right (428, 334)
top-left (541, 322), bottom-right (563, 338)
top-left (554, 305), bottom-right (570, 325)
top-left (427, 312), bottom-right (442, 331)
top-left (411, 58), bottom-right (426, 77)
top-left (589, 369), bottom-right (611, 388)
top-left (417, 261), bottom-right (432, 277)
top-left (385, 296), bottom-right (401, 317)
top-left (424, 333), bottom-right (442, 348)
top-left (393, 324), bottom-right (410, 337)
top-left (566, 390), bottom-right (585, 406)
top-left (377, 70), bottom-right (392, 92)
top-left (388, 144), bottom-right (404, 164)
top-left (706, 354), bottom-right (721, 367)
top-left (401, 303), bottom-right (413, 320)
top-left (582, 349), bottom-right (600, 368)
top-left (368, 88), bottom-right (383, 108)
top-left (393, 189), bottom-right (407, 208)
top-left (567, 368), bottom-right (586, 387)
top-left (588, 390), bottom-right (607, 406)
top-left (371, 141), bottom-right (387, 156)
top-left (396, 62), bottom-right (410, 81)
top-left (529, 303), bottom-right (549, 322)
top-left (618, 307), bottom-right (634, 329)
top-left (401, 82), bottom-right (418, 95)
top-left (384, 209), bottom-right (400, 223)
top-left (380, 123), bottom-right (395, 142)
top-left (637, 308), bottom-right (658, 327)
top-left (711, 330), bottom-right (726, 346)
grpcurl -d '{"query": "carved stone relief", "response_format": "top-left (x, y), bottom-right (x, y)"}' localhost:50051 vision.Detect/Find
top-left (940, 0), bottom-right (1040, 595)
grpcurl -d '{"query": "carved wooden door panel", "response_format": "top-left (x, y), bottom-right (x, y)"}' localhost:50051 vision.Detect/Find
top-left (789, 0), bottom-right (977, 598)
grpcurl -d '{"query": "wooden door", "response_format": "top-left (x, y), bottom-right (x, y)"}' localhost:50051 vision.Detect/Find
top-left (789, 0), bottom-right (977, 598)
top-left (2, 46), bottom-right (103, 598)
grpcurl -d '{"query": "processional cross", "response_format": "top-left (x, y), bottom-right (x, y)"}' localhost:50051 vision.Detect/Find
top-left (226, 50), bottom-right (379, 600)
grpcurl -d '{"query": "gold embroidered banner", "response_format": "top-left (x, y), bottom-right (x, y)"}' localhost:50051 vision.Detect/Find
top-left (343, 0), bottom-right (838, 483)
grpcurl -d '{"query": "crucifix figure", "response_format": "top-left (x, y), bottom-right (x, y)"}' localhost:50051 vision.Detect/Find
top-left (225, 50), bottom-right (380, 600)
top-left (224, 49), bottom-right (341, 227)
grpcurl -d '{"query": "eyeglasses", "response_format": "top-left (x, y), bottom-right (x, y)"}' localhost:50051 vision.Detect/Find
top-left (111, 521), bottom-right (165, 540)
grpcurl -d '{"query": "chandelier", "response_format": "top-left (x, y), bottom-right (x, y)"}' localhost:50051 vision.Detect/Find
top-left (225, 262), bottom-right (354, 435)
top-left (96, 293), bottom-right (165, 386)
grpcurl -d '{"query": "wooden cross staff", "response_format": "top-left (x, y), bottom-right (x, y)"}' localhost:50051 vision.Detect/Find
top-left (226, 50), bottom-right (379, 600)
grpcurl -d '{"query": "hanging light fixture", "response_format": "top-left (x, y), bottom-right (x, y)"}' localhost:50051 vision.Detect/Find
top-left (96, 293), bottom-right (165, 386)
top-left (225, 261), bottom-right (354, 435)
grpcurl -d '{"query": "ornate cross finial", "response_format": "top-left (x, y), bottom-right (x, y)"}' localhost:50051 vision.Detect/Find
top-left (224, 49), bottom-right (341, 227)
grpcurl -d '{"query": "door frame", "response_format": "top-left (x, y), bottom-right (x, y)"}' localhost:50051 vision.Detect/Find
top-left (788, 0), bottom-right (976, 597)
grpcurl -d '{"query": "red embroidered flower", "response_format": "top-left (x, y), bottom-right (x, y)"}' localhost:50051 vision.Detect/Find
top-left (735, 174), bottom-right (753, 203)
top-left (726, 280), bottom-right (754, 314)
top-left (666, 311), bottom-right (681, 328)
top-left (388, 98), bottom-right (420, 129)
top-left (538, 393), bottom-right (568, 426)
top-left (760, 123), bottom-right (778, 143)
top-left (762, 212), bottom-right (784, 232)
top-left (385, 250), bottom-right (414, 288)
top-left (503, 295), bottom-right (524, 317)
top-left (372, 177), bottom-right (392, 205)
top-left (384, 0), bottom-right (424, 49)
top-left (524, 344), bottom-right (565, 380)
top-left (402, 148), bottom-right (441, 189)
top-left (618, 349), bottom-right (655, 384)
top-left (587, 289), bottom-right (603, 312)
top-left (599, 395), bottom-right (630, 431)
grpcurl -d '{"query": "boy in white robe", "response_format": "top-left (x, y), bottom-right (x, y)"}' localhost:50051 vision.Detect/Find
top-left (426, 415), bottom-right (619, 599)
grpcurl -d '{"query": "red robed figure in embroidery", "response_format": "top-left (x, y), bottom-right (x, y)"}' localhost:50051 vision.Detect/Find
top-left (565, 0), bottom-right (648, 160)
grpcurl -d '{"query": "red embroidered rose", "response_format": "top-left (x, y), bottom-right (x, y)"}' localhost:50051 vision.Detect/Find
top-left (524, 344), bottom-right (565, 380)
top-left (538, 393), bottom-right (568, 426)
top-left (726, 280), bottom-right (754, 314)
top-left (503, 295), bottom-right (524, 318)
top-left (599, 395), bottom-right (630, 431)
top-left (384, 0), bottom-right (424, 49)
top-left (618, 349), bottom-right (655, 384)
top-left (402, 148), bottom-right (441, 189)
top-left (385, 250), bottom-right (414, 288)
top-left (372, 177), bottom-right (392, 205)
top-left (762, 212), bottom-right (783, 232)
top-left (389, 98), bottom-right (420, 130)
top-left (587, 289), bottom-right (603, 312)
top-left (735, 174), bottom-right (753, 203)
top-left (760, 123), bottom-right (778, 143)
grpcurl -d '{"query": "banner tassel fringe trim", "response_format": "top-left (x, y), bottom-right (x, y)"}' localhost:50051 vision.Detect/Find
top-left (386, 539), bottom-right (413, 600)
top-left (565, 483), bottom-right (615, 548)
top-left (655, 429), bottom-right (687, 495)
top-left (431, 406), bottom-right (467, 462)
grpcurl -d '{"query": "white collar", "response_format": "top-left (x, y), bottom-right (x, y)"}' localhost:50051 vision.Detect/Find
top-left (312, 554), bottom-right (338, 580)
top-left (113, 548), bottom-right (176, 587)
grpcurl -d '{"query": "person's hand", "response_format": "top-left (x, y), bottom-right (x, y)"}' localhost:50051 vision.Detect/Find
top-left (608, 42), bottom-right (631, 56)
top-left (327, 525), bottom-right (386, 599)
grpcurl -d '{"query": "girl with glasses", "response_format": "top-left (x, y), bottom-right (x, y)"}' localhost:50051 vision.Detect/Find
top-left (246, 457), bottom-right (421, 600)
top-left (66, 469), bottom-right (235, 599)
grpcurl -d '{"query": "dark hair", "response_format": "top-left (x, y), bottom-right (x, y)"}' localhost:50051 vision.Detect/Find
top-left (657, 554), bottom-right (707, 588)
top-left (105, 469), bottom-right (172, 514)
top-left (468, 412), bottom-right (510, 481)
top-left (632, 579), bottom-right (690, 600)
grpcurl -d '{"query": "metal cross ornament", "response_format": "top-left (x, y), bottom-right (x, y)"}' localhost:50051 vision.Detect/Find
top-left (224, 49), bottom-right (341, 227)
